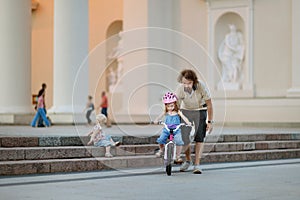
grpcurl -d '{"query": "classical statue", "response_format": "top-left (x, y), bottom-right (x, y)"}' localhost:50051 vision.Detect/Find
top-left (107, 68), bottom-right (117, 93)
top-left (108, 32), bottom-right (124, 83)
top-left (218, 24), bottom-right (245, 84)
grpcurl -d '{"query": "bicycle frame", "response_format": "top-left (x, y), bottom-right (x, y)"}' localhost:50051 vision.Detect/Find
top-left (161, 122), bottom-right (184, 161)
top-left (154, 120), bottom-right (194, 176)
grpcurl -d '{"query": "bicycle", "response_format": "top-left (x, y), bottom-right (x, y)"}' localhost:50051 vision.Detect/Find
top-left (158, 121), bottom-right (194, 176)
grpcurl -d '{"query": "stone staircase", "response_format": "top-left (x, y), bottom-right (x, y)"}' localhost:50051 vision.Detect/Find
top-left (0, 133), bottom-right (300, 175)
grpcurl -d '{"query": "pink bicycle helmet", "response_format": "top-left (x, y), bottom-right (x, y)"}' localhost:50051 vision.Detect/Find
top-left (163, 92), bottom-right (177, 104)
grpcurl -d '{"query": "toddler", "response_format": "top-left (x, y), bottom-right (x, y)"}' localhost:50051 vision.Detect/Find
top-left (87, 114), bottom-right (120, 157)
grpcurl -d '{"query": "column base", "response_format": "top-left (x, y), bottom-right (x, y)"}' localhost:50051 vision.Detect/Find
top-left (0, 113), bottom-right (34, 125)
top-left (287, 87), bottom-right (300, 97)
top-left (48, 105), bottom-right (88, 124)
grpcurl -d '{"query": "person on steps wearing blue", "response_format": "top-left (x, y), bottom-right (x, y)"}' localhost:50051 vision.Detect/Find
top-left (31, 90), bottom-right (50, 127)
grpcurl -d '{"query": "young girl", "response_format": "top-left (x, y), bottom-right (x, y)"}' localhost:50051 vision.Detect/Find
top-left (154, 92), bottom-right (191, 163)
top-left (87, 114), bottom-right (120, 157)
top-left (31, 91), bottom-right (51, 127)
top-left (83, 95), bottom-right (95, 125)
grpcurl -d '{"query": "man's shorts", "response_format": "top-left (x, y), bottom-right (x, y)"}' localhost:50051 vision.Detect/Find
top-left (181, 109), bottom-right (207, 144)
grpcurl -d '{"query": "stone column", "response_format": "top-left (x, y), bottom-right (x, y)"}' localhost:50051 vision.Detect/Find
top-left (49, 0), bottom-right (88, 122)
top-left (0, 0), bottom-right (32, 117)
top-left (287, 0), bottom-right (300, 97)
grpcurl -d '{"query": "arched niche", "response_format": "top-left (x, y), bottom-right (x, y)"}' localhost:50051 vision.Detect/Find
top-left (207, 0), bottom-right (254, 97)
top-left (105, 20), bottom-right (123, 93)
top-left (215, 12), bottom-right (245, 90)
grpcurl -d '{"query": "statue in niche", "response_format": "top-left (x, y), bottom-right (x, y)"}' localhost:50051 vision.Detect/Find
top-left (218, 24), bottom-right (245, 87)
top-left (108, 31), bottom-right (124, 86)
top-left (107, 68), bottom-right (117, 93)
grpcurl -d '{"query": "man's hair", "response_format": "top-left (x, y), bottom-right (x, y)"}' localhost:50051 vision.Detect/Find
top-left (177, 69), bottom-right (199, 89)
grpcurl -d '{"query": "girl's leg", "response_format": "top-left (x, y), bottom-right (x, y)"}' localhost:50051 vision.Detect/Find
top-left (38, 108), bottom-right (50, 127)
top-left (155, 144), bottom-right (164, 157)
top-left (105, 146), bottom-right (113, 157)
top-left (109, 138), bottom-right (121, 146)
top-left (30, 111), bottom-right (41, 127)
top-left (155, 130), bottom-right (168, 157)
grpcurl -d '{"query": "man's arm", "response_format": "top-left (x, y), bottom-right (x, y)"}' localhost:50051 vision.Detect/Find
top-left (205, 99), bottom-right (213, 133)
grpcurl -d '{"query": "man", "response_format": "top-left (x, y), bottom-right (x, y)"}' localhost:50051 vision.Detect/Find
top-left (176, 69), bottom-right (214, 174)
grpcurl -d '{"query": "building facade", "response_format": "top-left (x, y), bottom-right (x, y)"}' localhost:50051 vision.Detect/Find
top-left (0, 0), bottom-right (299, 125)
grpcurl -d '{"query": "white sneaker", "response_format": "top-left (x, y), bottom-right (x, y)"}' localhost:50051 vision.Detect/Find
top-left (193, 165), bottom-right (202, 174)
top-left (105, 153), bottom-right (113, 158)
top-left (180, 161), bottom-right (193, 172)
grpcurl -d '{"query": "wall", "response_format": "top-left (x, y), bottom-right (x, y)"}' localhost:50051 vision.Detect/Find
top-left (89, 0), bottom-right (123, 107)
top-left (31, 0), bottom-right (123, 109)
top-left (31, 0), bottom-right (54, 110)
top-left (253, 0), bottom-right (292, 97)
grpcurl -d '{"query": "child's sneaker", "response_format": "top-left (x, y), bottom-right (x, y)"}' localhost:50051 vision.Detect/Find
top-left (105, 153), bottom-right (113, 158)
top-left (155, 150), bottom-right (163, 158)
top-left (114, 141), bottom-right (121, 146)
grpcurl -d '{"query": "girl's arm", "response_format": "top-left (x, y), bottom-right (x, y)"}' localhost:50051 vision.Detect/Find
top-left (178, 110), bottom-right (191, 125)
top-left (87, 130), bottom-right (93, 136)
top-left (87, 130), bottom-right (99, 145)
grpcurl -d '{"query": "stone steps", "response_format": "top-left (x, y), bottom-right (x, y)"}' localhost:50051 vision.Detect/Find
top-left (1, 141), bottom-right (300, 161)
top-left (1, 133), bottom-right (300, 147)
top-left (0, 149), bottom-right (299, 175)
top-left (0, 133), bottom-right (300, 175)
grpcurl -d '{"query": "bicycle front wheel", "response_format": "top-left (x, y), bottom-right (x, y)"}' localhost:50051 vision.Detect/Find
top-left (166, 143), bottom-right (174, 176)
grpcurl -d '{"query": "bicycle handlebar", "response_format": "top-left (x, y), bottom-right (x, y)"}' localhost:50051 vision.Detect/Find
top-left (158, 121), bottom-right (193, 133)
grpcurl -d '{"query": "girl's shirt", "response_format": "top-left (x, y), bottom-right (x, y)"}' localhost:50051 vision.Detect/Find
top-left (165, 113), bottom-right (180, 129)
top-left (162, 114), bottom-right (181, 135)
top-left (92, 124), bottom-right (106, 143)
top-left (176, 80), bottom-right (211, 110)
top-left (37, 96), bottom-right (44, 109)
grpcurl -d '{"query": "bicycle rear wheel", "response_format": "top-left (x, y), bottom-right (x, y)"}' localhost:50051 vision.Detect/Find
top-left (166, 143), bottom-right (174, 176)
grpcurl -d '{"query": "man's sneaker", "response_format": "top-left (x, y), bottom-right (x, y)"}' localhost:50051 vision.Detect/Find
top-left (180, 161), bottom-right (193, 172)
top-left (193, 165), bottom-right (202, 174)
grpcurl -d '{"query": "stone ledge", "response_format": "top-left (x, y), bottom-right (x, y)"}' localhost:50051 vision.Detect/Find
top-left (1, 134), bottom-right (300, 147)
top-left (1, 141), bottom-right (300, 161)
top-left (1, 149), bottom-right (299, 175)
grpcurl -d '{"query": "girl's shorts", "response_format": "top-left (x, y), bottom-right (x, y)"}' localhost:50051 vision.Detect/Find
top-left (156, 129), bottom-right (184, 146)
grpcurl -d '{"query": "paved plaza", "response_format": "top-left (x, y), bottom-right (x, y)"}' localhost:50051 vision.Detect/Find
top-left (1, 124), bottom-right (300, 137)
top-left (0, 159), bottom-right (299, 200)
top-left (1, 124), bottom-right (300, 199)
